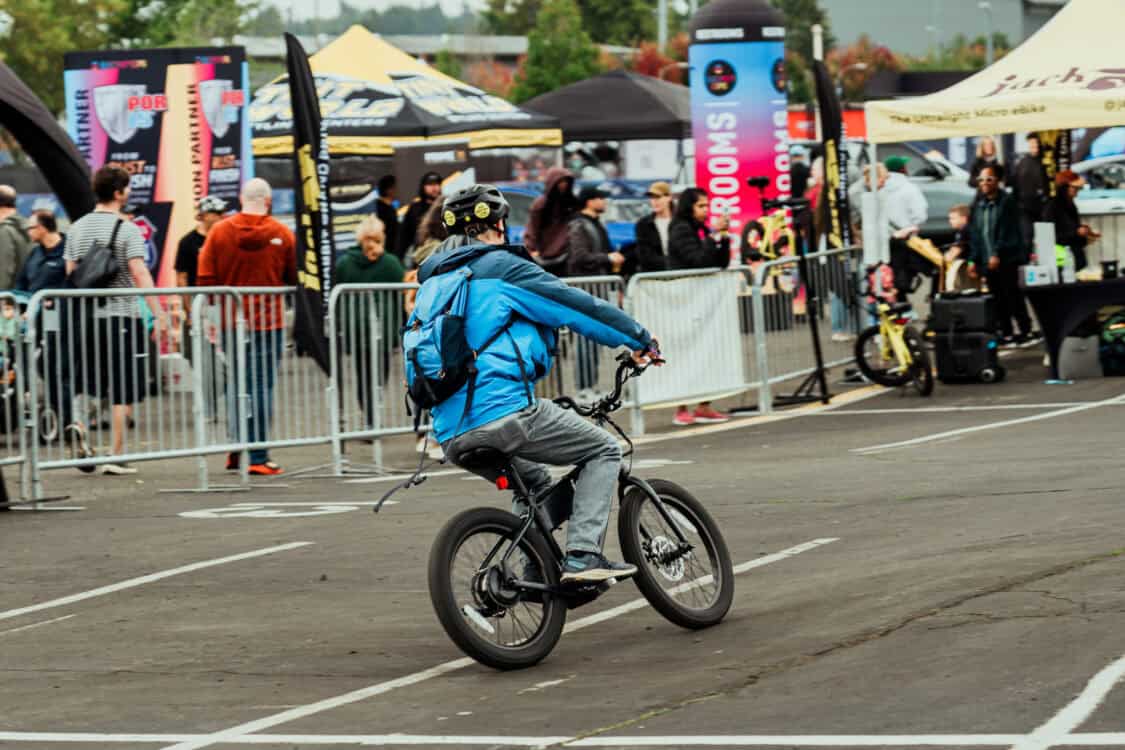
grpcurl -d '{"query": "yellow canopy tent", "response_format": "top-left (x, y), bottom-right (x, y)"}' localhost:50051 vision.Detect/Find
top-left (866, 0), bottom-right (1125, 143)
top-left (250, 25), bottom-right (562, 156)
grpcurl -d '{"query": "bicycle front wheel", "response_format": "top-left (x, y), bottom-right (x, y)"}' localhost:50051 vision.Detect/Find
top-left (854, 325), bottom-right (912, 387)
top-left (906, 329), bottom-right (934, 396)
top-left (619, 479), bottom-right (734, 629)
top-left (428, 507), bottom-right (566, 670)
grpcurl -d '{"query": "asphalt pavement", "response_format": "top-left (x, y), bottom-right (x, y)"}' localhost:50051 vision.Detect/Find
top-left (3, 348), bottom-right (1125, 749)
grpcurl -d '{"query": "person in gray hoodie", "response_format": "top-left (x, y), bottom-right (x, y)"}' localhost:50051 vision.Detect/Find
top-left (0, 186), bottom-right (30, 290)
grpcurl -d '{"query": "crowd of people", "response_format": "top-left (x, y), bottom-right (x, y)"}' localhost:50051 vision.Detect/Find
top-left (0, 136), bottom-right (1101, 475)
top-left (870, 132), bottom-right (1101, 346)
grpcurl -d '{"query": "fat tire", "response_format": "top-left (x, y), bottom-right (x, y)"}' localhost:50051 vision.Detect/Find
top-left (619, 479), bottom-right (734, 630)
top-left (428, 507), bottom-right (566, 671)
top-left (854, 326), bottom-right (912, 387)
top-left (905, 329), bottom-right (934, 396)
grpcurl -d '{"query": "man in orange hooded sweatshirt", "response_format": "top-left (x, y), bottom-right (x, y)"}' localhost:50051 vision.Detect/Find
top-left (198, 178), bottom-right (296, 475)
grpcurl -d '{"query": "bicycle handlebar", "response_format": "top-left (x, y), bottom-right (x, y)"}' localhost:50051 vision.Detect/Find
top-left (553, 349), bottom-right (662, 418)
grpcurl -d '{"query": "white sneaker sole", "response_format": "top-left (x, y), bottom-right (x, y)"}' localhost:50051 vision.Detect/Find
top-left (561, 566), bottom-right (638, 584)
top-left (693, 416), bottom-right (730, 424)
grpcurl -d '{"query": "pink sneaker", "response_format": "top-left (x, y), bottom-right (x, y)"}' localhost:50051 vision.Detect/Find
top-left (673, 408), bottom-right (694, 426)
top-left (693, 406), bottom-right (730, 424)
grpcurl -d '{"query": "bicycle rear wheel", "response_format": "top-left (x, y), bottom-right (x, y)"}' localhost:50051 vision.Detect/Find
top-left (854, 326), bottom-right (912, 387)
top-left (619, 479), bottom-right (734, 629)
top-left (428, 507), bottom-right (566, 670)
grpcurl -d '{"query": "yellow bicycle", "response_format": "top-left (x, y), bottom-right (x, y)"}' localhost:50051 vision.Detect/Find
top-left (854, 302), bottom-right (934, 396)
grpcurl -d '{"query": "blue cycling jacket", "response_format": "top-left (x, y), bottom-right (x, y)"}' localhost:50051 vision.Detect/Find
top-left (416, 240), bottom-right (652, 444)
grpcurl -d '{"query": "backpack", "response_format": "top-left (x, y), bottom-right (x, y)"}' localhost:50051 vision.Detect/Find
top-left (1099, 311), bottom-right (1125, 376)
top-left (70, 219), bottom-right (123, 289)
top-left (402, 266), bottom-right (513, 431)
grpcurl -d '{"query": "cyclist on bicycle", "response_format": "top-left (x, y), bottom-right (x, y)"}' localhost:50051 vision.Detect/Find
top-left (415, 184), bottom-right (659, 584)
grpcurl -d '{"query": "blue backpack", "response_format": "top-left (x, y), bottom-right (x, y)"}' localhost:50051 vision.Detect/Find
top-left (403, 266), bottom-right (513, 431)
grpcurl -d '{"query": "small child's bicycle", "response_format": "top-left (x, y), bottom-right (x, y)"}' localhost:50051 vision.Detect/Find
top-left (854, 301), bottom-right (934, 396)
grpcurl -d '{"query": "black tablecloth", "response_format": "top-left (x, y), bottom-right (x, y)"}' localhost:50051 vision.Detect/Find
top-left (1023, 276), bottom-right (1125, 379)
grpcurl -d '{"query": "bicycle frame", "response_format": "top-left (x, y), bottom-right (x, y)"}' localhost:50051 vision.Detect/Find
top-left (875, 303), bottom-right (915, 371)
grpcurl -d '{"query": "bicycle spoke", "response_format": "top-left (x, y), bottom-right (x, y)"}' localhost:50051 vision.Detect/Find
top-left (635, 494), bottom-right (721, 612)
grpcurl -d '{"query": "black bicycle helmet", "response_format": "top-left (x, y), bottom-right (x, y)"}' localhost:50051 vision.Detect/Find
top-left (441, 184), bottom-right (510, 236)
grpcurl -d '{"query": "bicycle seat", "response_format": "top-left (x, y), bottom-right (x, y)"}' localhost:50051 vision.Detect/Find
top-left (887, 302), bottom-right (913, 315)
top-left (455, 446), bottom-right (511, 471)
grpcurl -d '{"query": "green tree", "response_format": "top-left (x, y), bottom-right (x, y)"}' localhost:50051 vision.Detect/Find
top-left (0, 0), bottom-right (126, 116)
top-left (485, 0), bottom-right (652, 45)
top-left (244, 5), bottom-right (286, 36)
top-left (433, 49), bottom-right (463, 79)
top-left (510, 0), bottom-right (602, 103)
top-left (905, 33), bottom-right (1012, 72)
top-left (110, 0), bottom-right (253, 47)
top-left (769, 0), bottom-right (834, 104)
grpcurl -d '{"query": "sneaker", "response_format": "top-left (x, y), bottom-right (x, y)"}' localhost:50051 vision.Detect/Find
top-left (101, 462), bottom-right (137, 475)
top-left (560, 551), bottom-right (637, 584)
top-left (426, 444), bottom-right (445, 461)
top-left (673, 408), bottom-right (694, 426)
top-left (65, 424), bottom-right (96, 474)
top-left (415, 437), bottom-right (428, 453)
top-left (831, 332), bottom-right (854, 343)
top-left (225, 452), bottom-right (239, 472)
top-left (693, 405), bottom-right (730, 424)
top-left (248, 461), bottom-right (284, 476)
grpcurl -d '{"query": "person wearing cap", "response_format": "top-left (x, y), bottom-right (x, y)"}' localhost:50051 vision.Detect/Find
top-left (635, 181), bottom-right (674, 272)
top-left (880, 155), bottom-right (929, 300)
top-left (1044, 169), bottom-right (1099, 273)
top-left (398, 171), bottom-right (443, 260)
top-left (567, 186), bottom-right (625, 403)
top-left (176, 195), bottom-right (228, 290)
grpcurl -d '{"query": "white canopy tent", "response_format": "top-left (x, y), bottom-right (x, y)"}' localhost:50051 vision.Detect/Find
top-left (866, 0), bottom-right (1125, 143)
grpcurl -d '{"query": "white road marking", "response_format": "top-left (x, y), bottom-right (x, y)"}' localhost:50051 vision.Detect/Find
top-left (0, 542), bottom-right (313, 623)
top-left (0, 614), bottom-right (76, 636)
top-left (156, 538), bottom-right (839, 750)
top-left (1010, 653), bottom-right (1125, 750)
top-left (4, 733), bottom-right (1125, 746)
top-left (179, 502), bottom-right (396, 519)
top-left (342, 468), bottom-right (465, 485)
top-left (852, 393), bottom-right (1125, 455)
top-left (518, 676), bottom-right (573, 695)
top-left (815, 402), bottom-right (1121, 416)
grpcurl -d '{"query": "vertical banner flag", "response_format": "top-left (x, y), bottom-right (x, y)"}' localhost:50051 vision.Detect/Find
top-left (64, 47), bottom-right (252, 286)
top-left (688, 0), bottom-right (788, 253)
top-left (285, 32), bottom-right (335, 375)
top-left (1038, 129), bottom-right (1072, 198)
top-left (812, 60), bottom-right (852, 249)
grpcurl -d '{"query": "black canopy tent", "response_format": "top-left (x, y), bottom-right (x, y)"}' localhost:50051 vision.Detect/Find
top-left (0, 61), bottom-right (94, 220)
top-left (523, 69), bottom-right (690, 142)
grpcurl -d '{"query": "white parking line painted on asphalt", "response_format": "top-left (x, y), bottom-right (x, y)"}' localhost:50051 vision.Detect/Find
top-left (6, 732), bottom-right (1125, 746)
top-left (852, 393), bottom-right (1125, 455)
top-left (815, 402), bottom-right (1124, 416)
top-left (1010, 653), bottom-right (1125, 750)
top-left (0, 614), bottom-right (75, 636)
top-left (155, 538), bottom-right (839, 750)
top-left (0, 542), bottom-right (313, 623)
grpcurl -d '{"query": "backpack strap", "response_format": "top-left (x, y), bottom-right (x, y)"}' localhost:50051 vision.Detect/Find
top-left (505, 329), bottom-right (534, 408)
top-left (450, 319), bottom-right (514, 439)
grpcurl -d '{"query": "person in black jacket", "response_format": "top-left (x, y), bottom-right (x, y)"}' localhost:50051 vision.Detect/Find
top-left (1011, 133), bottom-right (1048, 249)
top-left (375, 174), bottom-right (401, 259)
top-left (634, 181), bottom-right (674, 272)
top-left (968, 165), bottom-right (1033, 342)
top-left (668, 187), bottom-right (731, 270)
top-left (1044, 169), bottom-right (1100, 272)
top-left (666, 187), bottom-right (731, 426)
top-left (397, 171), bottom-right (442, 259)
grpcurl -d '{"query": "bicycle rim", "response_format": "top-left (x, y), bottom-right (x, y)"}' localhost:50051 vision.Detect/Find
top-left (856, 327), bottom-right (912, 386)
top-left (630, 491), bottom-right (725, 613)
top-left (449, 526), bottom-right (552, 650)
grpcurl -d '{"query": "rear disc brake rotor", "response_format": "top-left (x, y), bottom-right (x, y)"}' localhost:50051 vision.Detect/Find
top-left (647, 536), bottom-right (686, 582)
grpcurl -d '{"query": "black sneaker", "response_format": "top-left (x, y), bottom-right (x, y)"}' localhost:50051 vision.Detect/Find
top-left (560, 551), bottom-right (637, 584)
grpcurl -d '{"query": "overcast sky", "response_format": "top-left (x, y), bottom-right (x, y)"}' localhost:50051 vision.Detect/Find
top-left (267, 0), bottom-right (480, 22)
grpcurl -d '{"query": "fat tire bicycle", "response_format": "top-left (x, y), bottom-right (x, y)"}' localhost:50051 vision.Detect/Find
top-left (854, 301), bottom-right (934, 396)
top-left (417, 354), bottom-right (735, 670)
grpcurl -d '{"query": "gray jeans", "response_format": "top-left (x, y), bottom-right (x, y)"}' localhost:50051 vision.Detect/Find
top-left (443, 398), bottom-right (622, 555)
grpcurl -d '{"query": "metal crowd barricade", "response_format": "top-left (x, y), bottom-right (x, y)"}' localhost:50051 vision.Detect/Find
top-left (24, 287), bottom-right (223, 501)
top-left (749, 246), bottom-right (864, 413)
top-left (326, 276), bottom-right (627, 476)
top-left (0, 292), bottom-right (28, 501)
top-left (328, 282), bottom-right (417, 475)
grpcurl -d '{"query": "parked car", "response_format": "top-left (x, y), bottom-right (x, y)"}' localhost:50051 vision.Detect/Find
top-left (1073, 155), bottom-right (1125, 215)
